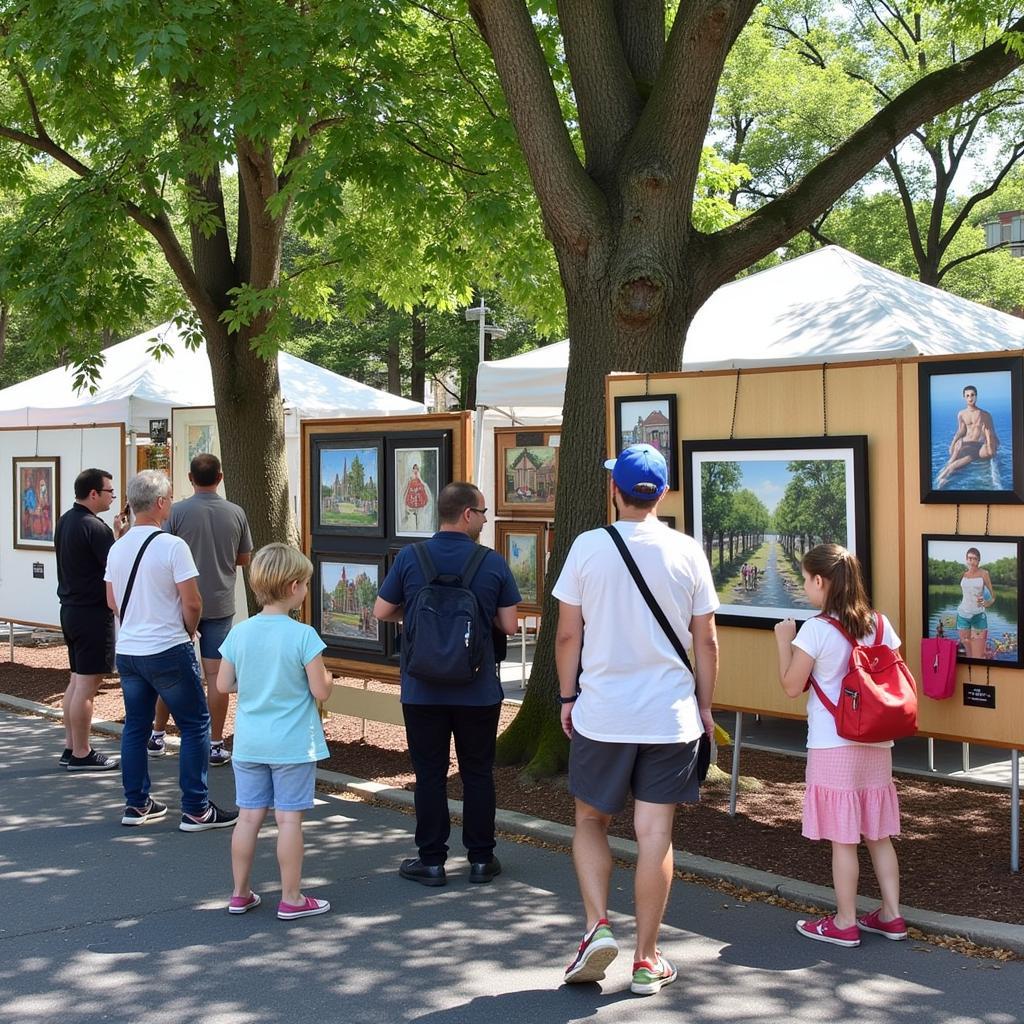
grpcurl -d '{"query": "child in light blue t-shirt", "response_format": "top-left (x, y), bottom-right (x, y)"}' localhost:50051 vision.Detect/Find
top-left (217, 544), bottom-right (333, 921)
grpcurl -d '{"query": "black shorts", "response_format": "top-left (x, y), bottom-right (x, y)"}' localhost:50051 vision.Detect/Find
top-left (60, 605), bottom-right (115, 675)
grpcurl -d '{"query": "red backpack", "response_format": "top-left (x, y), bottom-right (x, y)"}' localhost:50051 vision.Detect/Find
top-left (805, 612), bottom-right (918, 743)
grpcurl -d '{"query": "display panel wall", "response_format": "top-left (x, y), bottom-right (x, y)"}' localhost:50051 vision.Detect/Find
top-left (302, 412), bottom-right (472, 680)
top-left (0, 424), bottom-right (126, 628)
top-left (607, 354), bottom-right (1024, 749)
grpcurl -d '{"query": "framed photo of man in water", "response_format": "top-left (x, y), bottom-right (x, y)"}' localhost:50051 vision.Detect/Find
top-left (682, 437), bottom-right (870, 630)
top-left (918, 358), bottom-right (1024, 504)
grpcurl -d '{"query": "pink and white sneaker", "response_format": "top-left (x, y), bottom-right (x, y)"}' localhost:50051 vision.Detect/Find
top-left (227, 891), bottom-right (261, 915)
top-left (795, 914), bottom-right (861, 947)
top-left (277, 895), bottom-right (331, 920)
top-left (857, 908), bottom-right (908, 940)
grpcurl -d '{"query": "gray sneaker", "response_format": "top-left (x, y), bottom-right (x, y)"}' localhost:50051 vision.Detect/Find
top-left (209, 744), bottom-right (232, 767)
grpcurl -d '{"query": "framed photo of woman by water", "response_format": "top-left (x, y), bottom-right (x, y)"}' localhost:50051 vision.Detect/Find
top-left (393, 446), bottom-right (439, 537)
top-left (13, 457), bottom-right (59, 550)
top-left (314, 553), bottom-right (385, 653)
top-left (918, 358), bottom-right (1024, 504)
top-left (313, 437), bottom-right (384, 537)
top-left (495, 521), bottom-right (545, 615)
top-left (922, 535), bottom-right (1023, 668)
top-left (613, 394), bottom-right (678, 490)
top-left (682, 437), bottom-right (870, 630)
top-left (495, 427), bottom-right (559, 518)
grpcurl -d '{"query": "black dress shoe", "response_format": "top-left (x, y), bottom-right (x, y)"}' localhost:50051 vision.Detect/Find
top-left (469, 856), bottom-right (502, 883)
top-left (399, 858), bottom-right (447, 887)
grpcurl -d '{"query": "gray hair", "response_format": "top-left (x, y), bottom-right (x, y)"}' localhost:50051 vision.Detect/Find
top-left (127, 470), bottom-right (171, 514)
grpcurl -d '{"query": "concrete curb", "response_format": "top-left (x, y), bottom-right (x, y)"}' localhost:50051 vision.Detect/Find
top-left (4, 690), bottom-right (1022, 956)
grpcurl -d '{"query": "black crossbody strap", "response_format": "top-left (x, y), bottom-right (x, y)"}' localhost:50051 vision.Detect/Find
top-left (604, 525), bottom-right (694, 676)
top-left (120, 531), bottom-right (163, 623)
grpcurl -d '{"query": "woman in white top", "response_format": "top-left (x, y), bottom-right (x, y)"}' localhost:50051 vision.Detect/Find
top-left (956, 547), bottom-right (994, 660)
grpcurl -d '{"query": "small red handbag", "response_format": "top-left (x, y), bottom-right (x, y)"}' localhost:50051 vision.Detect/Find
top-left (920, 637), bottom-right (957, 700)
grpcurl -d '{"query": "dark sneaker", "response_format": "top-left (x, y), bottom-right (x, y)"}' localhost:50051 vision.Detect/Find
top-left (228, 891), bottom-right (262, 915)
top-left (147, 733), bottom-right (166, 757)
top-left (277, 895), bottom-right (330, 920)
top-left (564, 918), bottom-right (619, 984)
top-left (209, 744), bottom-right (232, 767)
top-left (795, 915), bottom-right (861, 947)
top-left (857, 908), bottom-right (908, 940)
top-left (59, 747), bottom-right (72, 767)
top-left (66, 749), bottom-right (120, 772)
top-left (179, 801), bottom-right (239, 832)
top-left (121, 798), bottom-right (168, 826)
top-left (630, 952), bottom-right (677, 995)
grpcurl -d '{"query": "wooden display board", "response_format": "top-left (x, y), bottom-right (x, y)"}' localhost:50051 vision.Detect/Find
top-left (301, 412), bottom-right (473, 681)
top-left (607, 354), bottom-right (1024, 749)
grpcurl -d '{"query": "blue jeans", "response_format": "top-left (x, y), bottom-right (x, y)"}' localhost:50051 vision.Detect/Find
top-left (117, 643), bottom-right (211, 814)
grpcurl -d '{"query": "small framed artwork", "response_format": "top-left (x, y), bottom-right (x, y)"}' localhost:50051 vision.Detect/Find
top-left (315, 553), bottom-right (385, 653)
top-left (495, 521), bottom-right (545, 615)
top-left (918, 357), bottom-right (1024, 503)
top-left (313, 437), bottom-right (384, 537)
top-left (613, 394), bottom-right (679, 490)
top-left (682, 437), bottom-right (870, 629)
top-left (658, 515), bottom-right (677, 529)
top-left (495, 427), bottom-right (559, 518)
top-left (171, 406), bottom-right (220, 500)
top-left (385, 545), bottom-right (407, 660)
top-left (13, 457), bottom-right (59, 550)
top-left (393, 446), bottom-right (439, 537)
top-left (922, 535), bottom-right (1022, 668)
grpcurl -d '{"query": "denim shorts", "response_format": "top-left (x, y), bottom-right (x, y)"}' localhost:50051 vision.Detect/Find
top-left (956, 612), bottom-right (988, 631)
top-left (197, 615), bottom-right (234, 660)
top-left (232, 760), bottom-right (317, 811)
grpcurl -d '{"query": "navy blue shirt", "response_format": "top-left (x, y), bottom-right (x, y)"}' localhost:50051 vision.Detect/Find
top-left (378, 531), bottom-right (521, 705)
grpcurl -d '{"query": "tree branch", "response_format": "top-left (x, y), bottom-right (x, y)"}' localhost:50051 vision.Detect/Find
top-left (447, 26), bottom-right (497, 119)
top-left (937, 239), bottom-right (1014, 281)
top-left (708, 18), bottom-right (1024, 284)
top-left (940, 141), bottom-right (1024, 250)
top-left (613, 0), bottom-right (663, 93)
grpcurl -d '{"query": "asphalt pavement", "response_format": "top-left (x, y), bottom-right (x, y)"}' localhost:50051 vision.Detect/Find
top-left (1, 708), bottom-right (1023, 1024)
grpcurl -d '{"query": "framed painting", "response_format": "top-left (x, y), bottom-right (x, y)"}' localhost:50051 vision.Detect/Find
top-left (682, 436), bottom-right (870, 629)
top-left (393, 446), bottom-right (440, 537)
top-left (495, 427), bottom-right (559, 518)
top-left (658, 515), bottom-right (677, 529)
top-left (171, 406), bottom-right (220, 500)
top-left (495, 521), bottom-right (545, 615)
top-left (13, 457), bottom-right (59, 550)
top-left (313, 437), bottom-right (384, 537)
top-left (613, 394), bottom-right (679, 490)
top-left (922, 535), bottom-right (1023, 669)
top-left (314, 553), bottom-right (385, 653)
top-left (918, 358), bottom-right (1024, 504)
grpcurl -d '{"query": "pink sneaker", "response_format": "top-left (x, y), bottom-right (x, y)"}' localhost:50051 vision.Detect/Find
top-left (857, 908), bottom-right (908, 940)
top-left (795, 915), bottom-right (861, 947)
top-left (277, 895), bottom-right (331, 920)
top-left (227, 891), bottom-right (261, 915)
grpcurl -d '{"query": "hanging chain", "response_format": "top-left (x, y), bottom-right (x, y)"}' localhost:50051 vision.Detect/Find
top-left (953, 504), bottom-right (960, 536)
top-left (984, 504), bottom-right (991, 536)
top-left (644, 372), bottom-right (650, 397)
top-left (729, 369), bottom-right (741, 440)
top-left (821, 363), bottom-right (828, 436)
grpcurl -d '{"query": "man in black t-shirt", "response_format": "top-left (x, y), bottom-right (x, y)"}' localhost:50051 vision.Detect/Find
top-left (55, 468), bottom-right (128, 771)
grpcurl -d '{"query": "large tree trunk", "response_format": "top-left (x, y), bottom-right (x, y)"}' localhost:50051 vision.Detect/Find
top-left (410, 309), bottom-right (427, 404)
top-left (386, 333), bottom-right (402, 396)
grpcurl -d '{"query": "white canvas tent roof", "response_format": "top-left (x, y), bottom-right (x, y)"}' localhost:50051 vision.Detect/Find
top-left (476, 246), bottom-right (1024, 409)
top-left (0, 320), bottom-right (425, 432)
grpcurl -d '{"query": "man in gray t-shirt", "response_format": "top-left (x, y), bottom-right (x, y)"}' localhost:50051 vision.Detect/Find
top-left (150, 453), bottom-right (253, 766)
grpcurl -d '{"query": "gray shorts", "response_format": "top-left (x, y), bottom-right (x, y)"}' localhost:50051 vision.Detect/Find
top-left (568, 731), bottom-right (701, 814)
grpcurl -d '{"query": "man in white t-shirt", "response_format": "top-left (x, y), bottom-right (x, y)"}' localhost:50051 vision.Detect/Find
top-left (553, 444), bottom-right (719, 996)
top-left (105, 470), bottom-right (238, 832)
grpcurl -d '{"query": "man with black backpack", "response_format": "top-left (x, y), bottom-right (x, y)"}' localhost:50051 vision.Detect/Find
top-left (374, 482), bottom-right (520, 887)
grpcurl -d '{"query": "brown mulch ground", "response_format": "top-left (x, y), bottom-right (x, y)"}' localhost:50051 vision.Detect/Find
top-left (2, 637), bottom-right (1021, 928)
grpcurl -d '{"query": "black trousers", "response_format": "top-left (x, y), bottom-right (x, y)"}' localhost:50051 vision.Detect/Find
top-left (402, 702), bottom-right (502, 866)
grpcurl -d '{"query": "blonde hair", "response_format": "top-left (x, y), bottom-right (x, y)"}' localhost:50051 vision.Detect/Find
top-left (801, 543), bottom-right (874, 639)
top-left (249, 543), bottom-right (313, 606)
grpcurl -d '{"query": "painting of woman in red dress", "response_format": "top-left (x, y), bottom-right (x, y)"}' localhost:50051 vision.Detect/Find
top-left (395, 448), bottom-right (438, 537)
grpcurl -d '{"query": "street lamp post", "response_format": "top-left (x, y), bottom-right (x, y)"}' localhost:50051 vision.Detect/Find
top-left (465, 294), bottom-right (507, 490)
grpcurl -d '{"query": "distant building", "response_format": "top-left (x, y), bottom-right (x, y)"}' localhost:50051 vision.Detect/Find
top-left (983, 210), bottom-right (1024, 258)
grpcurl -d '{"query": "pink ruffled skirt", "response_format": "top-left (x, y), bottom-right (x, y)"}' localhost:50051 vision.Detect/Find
top-left (803, 746), bottom-right (901, 844)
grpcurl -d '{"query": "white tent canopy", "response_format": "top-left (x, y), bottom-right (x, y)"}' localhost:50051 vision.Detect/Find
top-left (0, 320), bottom-right (425, 432)
top-left (476, 246), bottom-right (1024, 410)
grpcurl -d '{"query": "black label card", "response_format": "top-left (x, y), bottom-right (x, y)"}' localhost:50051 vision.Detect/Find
top-left (32, 562), bottom-right (44, 579)
top-left (963, 684), bottom-right (996, 709)
top-left (515, 432), bottom-right (544, 446)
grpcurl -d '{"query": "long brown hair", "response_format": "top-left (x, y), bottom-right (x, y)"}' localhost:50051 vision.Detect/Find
top-left (801, 543), bottom-right (874, 639)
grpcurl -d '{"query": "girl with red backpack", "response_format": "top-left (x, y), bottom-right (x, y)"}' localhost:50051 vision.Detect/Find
top-left (774, 544), bottom-right (908, 948)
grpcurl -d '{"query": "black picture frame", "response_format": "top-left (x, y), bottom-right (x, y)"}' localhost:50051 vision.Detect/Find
top-left (613, 393), bottom-right (679, 490)
top-left (922, 534), bottom-right (1023, 669)
top-left (312, 436), bottom-right (385, 537)
top-left (384, 544), bottom-right (407, 661)
top-left (918, 357), bottom-right (1024, 504)
top-left (313, 552), bottom-right (386, 654)
top-left (682, 436), bottom-right (871, 630)
top-left (658, 515), bottom-right (676, 529)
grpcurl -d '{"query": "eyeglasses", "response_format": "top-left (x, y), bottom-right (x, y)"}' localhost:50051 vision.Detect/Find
top-left (101, 488), bottom-right (115, 495)
top-left (469, 506), bottom-right (488, 516)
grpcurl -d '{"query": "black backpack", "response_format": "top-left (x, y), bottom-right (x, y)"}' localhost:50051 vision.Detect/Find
top-left (403, 543), bottom-right (491, 685)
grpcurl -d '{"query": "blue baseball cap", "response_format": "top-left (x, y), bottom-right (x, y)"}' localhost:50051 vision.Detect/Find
top-left (603, 444), bottom-right (668, 500)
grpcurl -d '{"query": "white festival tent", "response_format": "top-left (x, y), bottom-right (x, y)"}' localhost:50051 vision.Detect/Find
top-left (476, 245), bottom-right (1024, 415)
